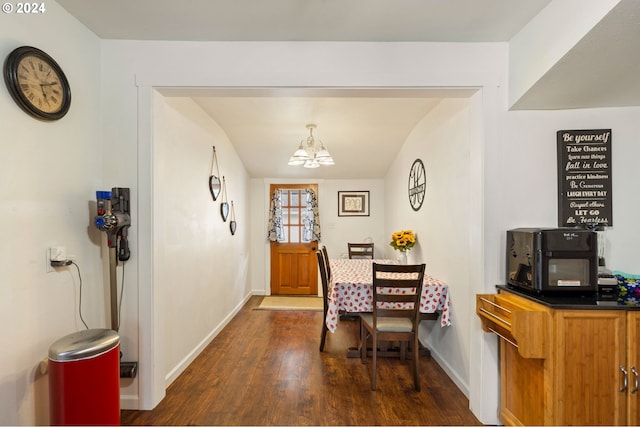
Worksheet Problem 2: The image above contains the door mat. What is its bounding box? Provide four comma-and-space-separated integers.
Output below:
255, 296, 323, 311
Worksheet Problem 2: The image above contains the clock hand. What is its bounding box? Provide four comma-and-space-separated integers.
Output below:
39, 84, 52, 106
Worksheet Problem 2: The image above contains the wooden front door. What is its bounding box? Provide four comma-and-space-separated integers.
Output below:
270, 242, 318, 295
269, 184, 319, 296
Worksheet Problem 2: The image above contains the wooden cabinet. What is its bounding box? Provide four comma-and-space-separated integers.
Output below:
476, 292, 552, 425
554, 310, 626, 425
627, 312, 640, 426
477, 290, 640, 426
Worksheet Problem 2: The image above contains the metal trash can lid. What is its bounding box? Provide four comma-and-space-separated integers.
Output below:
49, 329, 120, 362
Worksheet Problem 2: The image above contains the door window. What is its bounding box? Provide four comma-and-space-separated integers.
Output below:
279, 189, 309, 243
268, 184, 321, 243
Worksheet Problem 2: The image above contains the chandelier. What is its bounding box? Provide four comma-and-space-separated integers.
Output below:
288, 124, 334, 168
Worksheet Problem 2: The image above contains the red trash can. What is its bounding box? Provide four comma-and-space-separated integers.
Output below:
48, 329, 120, 425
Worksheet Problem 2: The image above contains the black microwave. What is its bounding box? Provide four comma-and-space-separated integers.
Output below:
506, 228, 598, 294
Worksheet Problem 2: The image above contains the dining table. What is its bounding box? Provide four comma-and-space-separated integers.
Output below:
326, 258, 452, 334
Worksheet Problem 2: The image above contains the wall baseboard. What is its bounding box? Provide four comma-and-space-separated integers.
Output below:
120, 395, 139, 410
428, 343, 470, 398
163, 292, 256, 387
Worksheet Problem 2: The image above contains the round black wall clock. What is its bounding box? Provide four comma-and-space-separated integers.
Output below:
408, 158, 426, 211
3, 46, 71, 121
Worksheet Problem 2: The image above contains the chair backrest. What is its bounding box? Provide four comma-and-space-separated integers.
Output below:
316, 251, 330, 309
321, 245, 331, 280
348, 242, 374, 259
371, 262, 425, 324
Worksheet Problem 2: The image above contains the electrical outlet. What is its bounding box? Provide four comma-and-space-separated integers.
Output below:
46, 247, 67, 273
50, 246, 66, 261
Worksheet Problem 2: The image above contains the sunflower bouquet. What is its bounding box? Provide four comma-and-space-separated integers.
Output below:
389, 229, 416, 252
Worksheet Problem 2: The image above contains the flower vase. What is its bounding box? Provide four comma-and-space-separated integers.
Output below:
399, 251, 407, 265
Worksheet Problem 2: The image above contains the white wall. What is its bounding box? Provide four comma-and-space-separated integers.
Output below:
153, 96, 251, 386
0, 3, 103, 425
384, 98, 474, 395
319, 180, 386, 260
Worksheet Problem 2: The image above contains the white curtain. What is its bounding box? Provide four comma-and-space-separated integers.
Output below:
302, 188, 321, 242
267, 188, 284, 242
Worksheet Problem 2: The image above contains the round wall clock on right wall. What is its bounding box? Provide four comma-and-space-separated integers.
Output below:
408, 158, 426, 211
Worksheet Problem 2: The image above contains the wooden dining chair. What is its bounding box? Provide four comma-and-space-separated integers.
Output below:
360, 262, 426, 391
321, 245, 331, 280
348, 242, 374, 259
316, 250, 331, 352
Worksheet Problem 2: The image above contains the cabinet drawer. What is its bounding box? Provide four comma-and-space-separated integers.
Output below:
477, 294, 515, 329
476, 293, 550, 359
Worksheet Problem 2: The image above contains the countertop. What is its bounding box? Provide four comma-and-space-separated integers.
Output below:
496, 284, 640, 310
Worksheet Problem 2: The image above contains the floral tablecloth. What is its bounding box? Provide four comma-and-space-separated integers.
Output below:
326, 258, 451, 333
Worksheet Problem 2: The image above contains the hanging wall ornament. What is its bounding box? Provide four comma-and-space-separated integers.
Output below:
208, 146, 221, 201
229, 201, 237, 235
408, 158, 426, 211
220, 176, 229, 221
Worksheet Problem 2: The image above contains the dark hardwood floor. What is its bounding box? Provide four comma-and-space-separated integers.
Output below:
121, 296, 482, 426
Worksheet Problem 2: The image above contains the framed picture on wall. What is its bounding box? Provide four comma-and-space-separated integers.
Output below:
338, 191, 370, 217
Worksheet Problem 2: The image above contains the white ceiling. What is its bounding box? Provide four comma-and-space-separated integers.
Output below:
57, 0, 552, 42
56, 0, 640, 179
174, 88, 475, 179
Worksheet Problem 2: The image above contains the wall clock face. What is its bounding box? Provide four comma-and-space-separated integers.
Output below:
3, 46, 71, 121
408, 158, 426, 211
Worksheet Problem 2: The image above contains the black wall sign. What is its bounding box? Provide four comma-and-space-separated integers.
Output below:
557, 129, 612, 227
